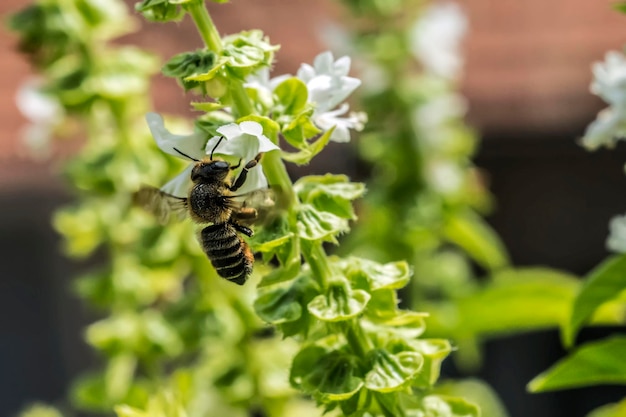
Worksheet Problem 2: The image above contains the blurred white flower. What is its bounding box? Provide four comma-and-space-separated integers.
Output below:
297, 51, 365, 142
591, 51, 626, 107
409, 2, 468, 80
146, 113, 278, 197
426, 160, 463, 195
15, 79, 64, 158
414, 92, 467, 132
581, 51, 626, 150
607, 214, 626, 253
581, 108, 626, 150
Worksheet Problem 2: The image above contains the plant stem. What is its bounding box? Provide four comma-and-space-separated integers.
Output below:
185, 1, 222, 53
345, 321, 371, 358
302, 242, 331, 289
230, 82, 255, 118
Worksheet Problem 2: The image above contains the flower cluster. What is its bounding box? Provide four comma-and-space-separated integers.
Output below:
581, 51, 626, 150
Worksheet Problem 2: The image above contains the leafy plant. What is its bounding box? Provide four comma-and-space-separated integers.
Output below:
10, 0, 482, 416
528, 6, 626, 417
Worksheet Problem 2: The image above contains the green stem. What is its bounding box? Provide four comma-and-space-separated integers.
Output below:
302, 242, 331, 289
185, 1, 222, 53
230, 82, 255, 118
345, 321, 371, 358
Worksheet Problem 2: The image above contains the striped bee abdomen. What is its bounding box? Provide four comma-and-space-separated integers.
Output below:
200, 223, 253, 285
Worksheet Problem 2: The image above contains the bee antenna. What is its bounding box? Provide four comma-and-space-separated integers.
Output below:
210, 136, 225, 160
173, 147, 200, 162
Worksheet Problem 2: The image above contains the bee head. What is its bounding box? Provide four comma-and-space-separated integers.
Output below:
191, 159, 230, 183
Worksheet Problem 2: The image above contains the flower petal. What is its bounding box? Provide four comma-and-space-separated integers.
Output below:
216, 123, 242, 140
146, 113, 206, 160
239, 120, 264, 136
161, 164, 193, 197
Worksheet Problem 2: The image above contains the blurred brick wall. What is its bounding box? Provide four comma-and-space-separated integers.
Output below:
463, 0, 626, 137
2, 0, 626, 186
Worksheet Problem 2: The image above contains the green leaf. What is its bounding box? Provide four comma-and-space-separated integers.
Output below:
274, 77, 308, 115
415, 395, 480, 417
220, 30, 279, 79
135, 0, 185, 22
254, 272, 319, 325
237, 114, 280, 141
587, 398, 626, 417
529, 336, 626, 392
340, 257, 411, 291
364, 349, 424, 392
282, 110, 321, 149
291, 346, 363, 402
565, 255, 626, 347
162, 50, 215, 79
191, 101, 225, 112
281, 127, 334, 165
443, 210, 510, 271
295, 174, 366, 218
105, 354, 137, 402
410, 339, 452, 387
434, 379, 510, 417
296, 204, 349, 242
308, 280, 371, 322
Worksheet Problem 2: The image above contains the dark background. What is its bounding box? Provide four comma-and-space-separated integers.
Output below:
2, 0, 626, 416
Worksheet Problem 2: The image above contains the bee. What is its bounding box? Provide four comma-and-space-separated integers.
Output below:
135, 137, 273, 285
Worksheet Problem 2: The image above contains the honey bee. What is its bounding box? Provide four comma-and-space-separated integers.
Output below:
135, 138, 273, 285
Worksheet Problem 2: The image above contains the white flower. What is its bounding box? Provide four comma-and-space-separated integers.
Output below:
426, 160, 463, 195
409, 2, 468, 80
15, 79, 64, 158
297, 51, 365, 142
146, 113, 279, 197
607, 214, 626, 253
591, 51, 626, 107
581, 51, 626, 150
244, 67, 290, 108
581, 108, 626, 150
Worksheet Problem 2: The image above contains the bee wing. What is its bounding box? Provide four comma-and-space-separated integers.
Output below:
134, 186, 188, 224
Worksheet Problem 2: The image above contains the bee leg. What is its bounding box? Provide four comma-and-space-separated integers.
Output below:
231, 221, 254, 237
232, 207, 258, 224
229, 153, 262, 192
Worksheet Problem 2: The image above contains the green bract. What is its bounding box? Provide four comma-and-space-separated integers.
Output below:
308, 280, 371, 322
291, 346, 364, 402
135, 0, 185, 22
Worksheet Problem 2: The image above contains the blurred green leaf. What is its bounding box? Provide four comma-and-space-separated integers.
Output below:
427, 268, 579, 340
442, 210, 509, 271
529, 336, 626, 392
434, 378, 510, 417
564, 255, 626, 347
613, 2, 626, 14
587, 398, 626, 417
415, 395, 481, 417
19, 404, 64, 417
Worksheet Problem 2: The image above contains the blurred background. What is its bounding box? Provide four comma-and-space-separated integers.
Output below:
2, 0, 626, 416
